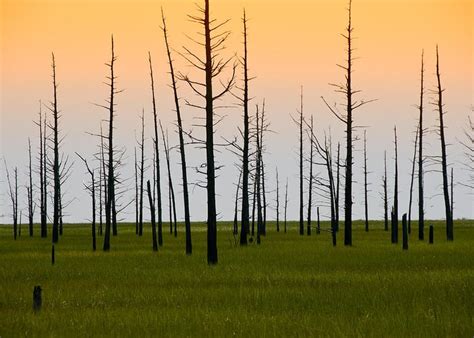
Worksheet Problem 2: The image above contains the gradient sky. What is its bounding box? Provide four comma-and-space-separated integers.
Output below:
1, 0, 473, 224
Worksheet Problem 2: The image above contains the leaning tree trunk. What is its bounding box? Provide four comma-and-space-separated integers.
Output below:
435, 46, 453, 241
161, 12, 192, 254
148, 54, 164, 247
147, 180, 158, 251
408, 124, 419, 234
307, 115, 314, 236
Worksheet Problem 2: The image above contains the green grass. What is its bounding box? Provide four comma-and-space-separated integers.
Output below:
1, 220, 473, 337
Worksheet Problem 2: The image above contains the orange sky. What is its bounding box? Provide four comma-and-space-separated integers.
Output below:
1, 0, 473, 221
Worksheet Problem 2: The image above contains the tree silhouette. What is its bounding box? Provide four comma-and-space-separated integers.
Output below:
408, 123, 419, 234
417, 50, 425, 240
363, 130, 369, 232
393, 126, 399, 233
160, 123, 177, 238
35, 102, 48, 238
146, 180, 158, 251
322, 0, 373, 246
284, 178, 289, 234
137, 111, 145, 237
27, 138, 35, 237
233, 169, 242, 236
76, 153, 96, 251
49, 53, 62, 243
434, 45, 453, 241
307, 115, 314, 236
382, 151, 389, 231
161, 10, 192, 254
179, 0, 236, 264
275, 168, 280, 232
4, 161, 18, 240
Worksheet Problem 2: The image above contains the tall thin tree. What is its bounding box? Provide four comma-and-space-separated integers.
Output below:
393, 126, 399, 231
363, 130, 369, 232
417, 50, 425, 240
408, 124, 419, 234
179, 0, 236, 264
434, 45, 453, 241
27, 138, 34, 237
161, 10, 192, 254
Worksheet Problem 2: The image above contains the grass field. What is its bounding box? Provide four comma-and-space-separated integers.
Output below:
0, 220, 473, 337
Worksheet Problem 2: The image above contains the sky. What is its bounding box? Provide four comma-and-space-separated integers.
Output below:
1, 0, 473, 224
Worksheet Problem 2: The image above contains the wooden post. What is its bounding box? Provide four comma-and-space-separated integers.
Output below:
402, 213, 408, 250
429, 225, 434, 244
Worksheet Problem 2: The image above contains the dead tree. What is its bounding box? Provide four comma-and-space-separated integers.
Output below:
238, 9, 251, 245
284, 178, 289, 233
27, 138, 35, 236
179, 0, 236, 264
76, 153, 96, 251
408, 124, 419, 234
161, 11, 192, 254
450, 168, 454, 220
382, 151, 389, 231
459, 113, 473, 190
335, 142, 340, 232
160, 122, 177, 238
259, 100, 269, 235
322, 0, 373, 246
255, 105, 263, 244
49, 53, 62, 243
434, 45, 453, 241
275, 168, 280, 232
148, 52, 164, 247
137, 112, 145, 236
233, 169, 242, 235
5, 161, 18, 240
102, 36, 119, 251
134, 147, 139, 235
417, 50, 425, 240
36, 103, 48, 238
307, 126, 337, 236
393, 126, 399, 232
363, 130, 369, 232
290, 87, 305, 235
98, 124, 106, 236
307, 115, 314, 236
146, 180, 158, 251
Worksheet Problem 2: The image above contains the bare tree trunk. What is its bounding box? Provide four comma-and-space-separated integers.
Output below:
5, 163, 18, 240
51, 53, 61, 244
408, 124, 419, 235
138, 112, 145, 236
37, 104, 47, 238
276, 168, 280, 232
161, 12, 192, 254
181, 0, 235, 264
160, 123, 177, 238
76, 154, 96, 251
435, 46, 453, 241
147, 180, 158, 251
450, 168, 454, 222
260, 101, 267, 236
148, 53, 163, 247
233, 170, 242, 235
383, 151, 389, 231
363, 130, 369, 232
104, 36, 117, 251
284, 178, 289, 234
255, 105, 263, 244
298, 87, 304, 236
393, 126, 399, 233
27, 138, 34, 237
335, 142, 340, 232
134, 147, 139, 235
307, 115, 314, 236
239, 10, 250, 245
418, 50, 425, 241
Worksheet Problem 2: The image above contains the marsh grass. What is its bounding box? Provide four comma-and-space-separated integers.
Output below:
0, 220, 473, 337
